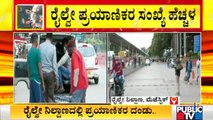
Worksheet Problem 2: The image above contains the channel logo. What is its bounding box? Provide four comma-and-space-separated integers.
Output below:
170, 96, 179, 105
176, 104, 203, 120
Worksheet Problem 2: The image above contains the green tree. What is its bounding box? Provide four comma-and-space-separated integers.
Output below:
141, 47, 147, 53
150, 33, 172, 57
186, 33, 200, 52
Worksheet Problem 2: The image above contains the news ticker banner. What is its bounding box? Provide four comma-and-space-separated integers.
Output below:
111, 96, 179, 105
1, 104, 213, 120
45, 5, 200, 29
1, 0, 213, 31
9, 105, 171, 119
14, 4, 201, 31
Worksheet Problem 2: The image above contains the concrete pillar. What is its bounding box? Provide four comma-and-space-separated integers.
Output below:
108, 37, 110, 52
128, 44, 130, 57
132, 47, 134, 56
174, 33, 177, 55
171, 34, 174, 57
180, 33, 182, 57
120, 41, 123, 51
176, 33, 179, 55
184, 33, 187, 56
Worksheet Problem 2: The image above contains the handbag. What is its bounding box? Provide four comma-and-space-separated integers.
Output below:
176, 63, 183, 70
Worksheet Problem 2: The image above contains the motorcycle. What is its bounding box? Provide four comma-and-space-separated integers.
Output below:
109, 76, 124, 100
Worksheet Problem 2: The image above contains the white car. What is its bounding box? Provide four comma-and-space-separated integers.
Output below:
78, 43, 99, 84
145, 59, 151, 66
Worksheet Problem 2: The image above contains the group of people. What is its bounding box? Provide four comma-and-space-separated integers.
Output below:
27, 33, 88, 103
166, 58, 172, 68
18, 5, 43, 29
125, 56, 142, 68
174, 54, 200, 96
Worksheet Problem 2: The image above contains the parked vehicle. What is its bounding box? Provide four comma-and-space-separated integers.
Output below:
14, 58, 29, 89
145, 58, 151, 66
78, 43, 99, 84
109, 76, 124, 99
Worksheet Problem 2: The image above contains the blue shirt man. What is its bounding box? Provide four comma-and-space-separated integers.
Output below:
186, 57, 193, 82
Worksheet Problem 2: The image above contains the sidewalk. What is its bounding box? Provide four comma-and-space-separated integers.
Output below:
178, 58, 200, 102
123, 64, 143, 77
156, 67, 201, 103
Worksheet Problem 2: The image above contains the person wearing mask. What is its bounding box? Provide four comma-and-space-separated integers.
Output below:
110, 57, 125, 94
27, 33, 45, 102
39, 33, 59, 103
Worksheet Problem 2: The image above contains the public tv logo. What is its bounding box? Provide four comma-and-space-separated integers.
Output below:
170, 97, 179, 105
176, 105, 203, 120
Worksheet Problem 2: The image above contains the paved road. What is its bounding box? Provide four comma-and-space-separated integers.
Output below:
124, 62, 200, 103
14, 65, 107, 103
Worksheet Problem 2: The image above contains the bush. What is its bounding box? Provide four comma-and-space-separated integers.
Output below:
187, 52, 200, 60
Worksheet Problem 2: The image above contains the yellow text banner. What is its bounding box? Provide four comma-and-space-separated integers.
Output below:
46, 5, 200, 29
203, 0, 213, 30
0, 0, 13, 31
11, 105, 171, 119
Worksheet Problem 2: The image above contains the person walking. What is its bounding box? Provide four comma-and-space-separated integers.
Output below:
185, 56, 193, 84
133, 56, 137, 68
27, 33, 45, 103
39, 33, 59, 103
167, 58, 170, 68
66, 38, 88, 103
196, 57, 200, 85
174, 54, 183, 96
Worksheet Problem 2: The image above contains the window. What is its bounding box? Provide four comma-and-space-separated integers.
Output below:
78, 46, 95, 57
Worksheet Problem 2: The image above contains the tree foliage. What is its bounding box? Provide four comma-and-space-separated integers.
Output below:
150, 33, 172, 57
186, 33, 200, 52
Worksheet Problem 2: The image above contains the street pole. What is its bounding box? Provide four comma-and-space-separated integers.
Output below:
128, 44, 130, 57
174, 33, 177, 56
120, 41, 123, 51
176, 33, 179, 55
184, 33, 187, 57
180, 33, 182, 58
171, 34, 174, 57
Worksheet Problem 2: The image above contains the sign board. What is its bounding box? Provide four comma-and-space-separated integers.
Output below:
194, 35, 200, 53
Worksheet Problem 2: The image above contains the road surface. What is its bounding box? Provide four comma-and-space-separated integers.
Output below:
124, 62, 200, 103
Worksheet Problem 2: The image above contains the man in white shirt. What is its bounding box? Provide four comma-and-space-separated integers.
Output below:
57, 37, 74, 93
39, 33, 59, 102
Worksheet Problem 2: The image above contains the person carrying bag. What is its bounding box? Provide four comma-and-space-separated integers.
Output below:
174, 54, 182, 96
